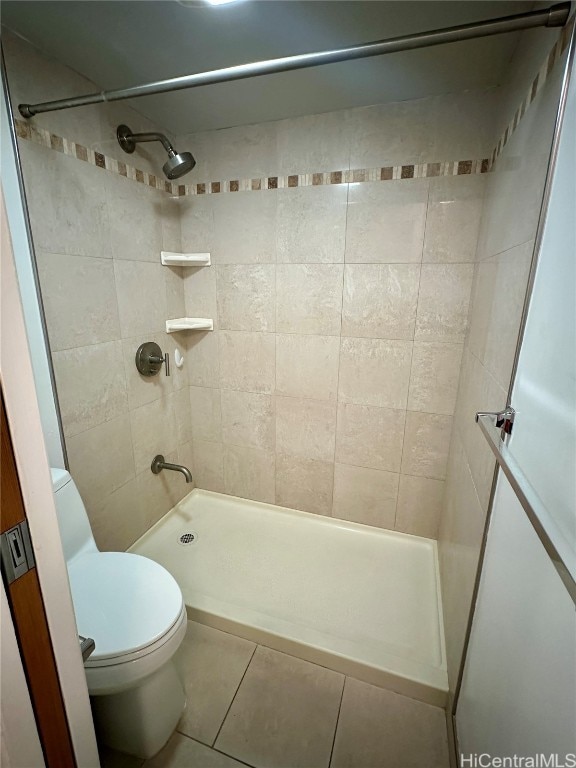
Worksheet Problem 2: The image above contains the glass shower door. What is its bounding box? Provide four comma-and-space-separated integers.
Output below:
454, 41, 576, 765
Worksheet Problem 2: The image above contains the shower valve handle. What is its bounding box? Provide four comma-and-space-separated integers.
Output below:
135, 342, 170, 377
149, 353, 170, 377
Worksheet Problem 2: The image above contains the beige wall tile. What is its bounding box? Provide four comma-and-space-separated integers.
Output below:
183, 265, 217, 327
408, 342, 464, 416
191, 121, 278, 181
177, 442, 195, 485
114, 260, 167, 338
192, 440, 224, 492
395, 475, 444, 539
53, 341, 127, 437
276, 264, 343, 335
19, 142, 111, 259
212, 192, 277, 264
276, 334, 339, 402
431, 90, 496, 160
468, 241, 533, 390
129, 395, 178, 475
275, 396, 336, 462
332, 464, 398, 529
67, 414, 135, 513
341, 263, 420, 340
216, 265, 275, 331
453, 349, 505, 511
335, 402, 405, 473
4, 29, 105, 148
401, 412, 452, 480
345, 180, 428, 264
90, 477, 144, 553
136, 449, 186, 530
415, 263, 474, 344
221, 390, 274, 450
179, 196, 214, 254
423, 175, 485, 263
165, 265, 186, 321
122, 333, 172, 411
275, 454, 334, 516
161, 197, 182, 253
37, 251, 120, 351
186, 331, 220, 388
276, 111, 351, 175
105, 173, 162, 262
223, 444, 275, 503
348, 101, 434, 169
219, 331, 275, 394
171, 387, 193, 446
338, 337, 412, 409
438, 434, 487, 688
190, 386, 222, 443
276, 185, 347, 263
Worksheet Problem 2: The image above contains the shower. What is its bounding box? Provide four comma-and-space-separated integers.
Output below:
116, 123, 195, 179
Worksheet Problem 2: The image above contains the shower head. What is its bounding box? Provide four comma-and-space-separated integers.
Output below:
117, 124, 196, 180
163, 151, 196, 180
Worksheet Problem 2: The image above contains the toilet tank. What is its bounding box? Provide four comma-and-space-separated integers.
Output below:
51, 468, 98, 562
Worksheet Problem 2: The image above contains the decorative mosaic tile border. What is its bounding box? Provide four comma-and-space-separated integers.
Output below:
14, 117, 490, 196
14, 14, 573, 196
491, 13, 574, 165
14, 119, 178, 195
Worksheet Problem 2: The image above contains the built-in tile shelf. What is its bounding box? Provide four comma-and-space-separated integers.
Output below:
165, 318, 214, 333
161, 251, 211, 267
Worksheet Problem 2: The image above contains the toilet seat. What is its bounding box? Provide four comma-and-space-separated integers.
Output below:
68, 551, 184, 664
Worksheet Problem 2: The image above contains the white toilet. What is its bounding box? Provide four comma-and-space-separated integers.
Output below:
51, 468, 188, 759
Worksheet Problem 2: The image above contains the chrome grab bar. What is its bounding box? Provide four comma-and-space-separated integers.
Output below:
476, 411, 576, 605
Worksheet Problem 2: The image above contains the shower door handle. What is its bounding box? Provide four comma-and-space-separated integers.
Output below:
475, 406, 515, 435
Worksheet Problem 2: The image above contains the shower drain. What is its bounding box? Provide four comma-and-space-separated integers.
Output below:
178, 532, 197, 546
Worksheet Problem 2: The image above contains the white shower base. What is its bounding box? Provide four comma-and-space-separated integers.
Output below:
130, 489, 448, 706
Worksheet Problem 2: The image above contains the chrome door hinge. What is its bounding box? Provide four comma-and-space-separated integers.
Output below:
476, 406, 516, 436
0, 520, 35, 585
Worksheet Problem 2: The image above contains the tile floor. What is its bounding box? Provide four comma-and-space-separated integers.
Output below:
99, 621, 449, 768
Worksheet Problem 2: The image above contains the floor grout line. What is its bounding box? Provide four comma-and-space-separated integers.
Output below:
328, 676, 347, 768
210, 643, 258, 749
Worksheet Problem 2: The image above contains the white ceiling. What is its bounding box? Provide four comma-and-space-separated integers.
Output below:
1, 0, 532, 134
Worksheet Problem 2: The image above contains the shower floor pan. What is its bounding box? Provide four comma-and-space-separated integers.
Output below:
130, 489, 448, 706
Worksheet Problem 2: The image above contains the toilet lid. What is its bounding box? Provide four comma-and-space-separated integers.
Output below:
67, 552, 184, 661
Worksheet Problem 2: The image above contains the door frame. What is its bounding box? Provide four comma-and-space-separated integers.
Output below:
1, 192, 100, 767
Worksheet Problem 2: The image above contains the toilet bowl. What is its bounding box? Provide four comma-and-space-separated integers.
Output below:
51, 468, 187, 759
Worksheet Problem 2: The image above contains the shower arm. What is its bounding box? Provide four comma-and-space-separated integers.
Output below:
117, 126, 176, 155
18, 3, 571, 119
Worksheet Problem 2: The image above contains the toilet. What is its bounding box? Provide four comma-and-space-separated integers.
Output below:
51, 468, 187, 759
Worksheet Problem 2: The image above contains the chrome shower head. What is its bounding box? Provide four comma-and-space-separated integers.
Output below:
117, 124, 196, 180
163, 151, 196, 180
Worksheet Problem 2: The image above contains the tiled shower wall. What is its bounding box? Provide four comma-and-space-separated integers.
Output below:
5, 25, 501, 548
3, 30, 194, 550
8, 19, 568, 557
177, 93, 496, 536
438, 21, 572, 698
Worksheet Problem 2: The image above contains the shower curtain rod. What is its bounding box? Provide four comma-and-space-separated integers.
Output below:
19, 2, 571, 119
